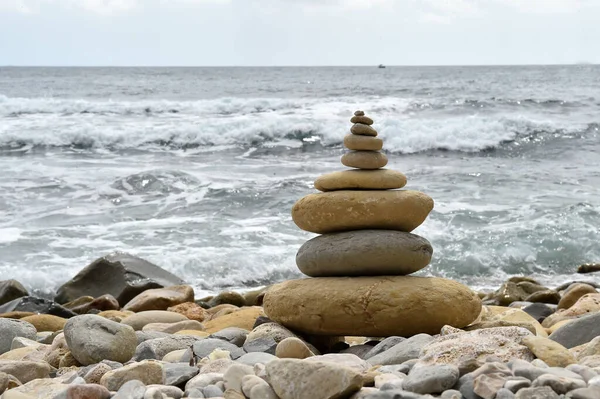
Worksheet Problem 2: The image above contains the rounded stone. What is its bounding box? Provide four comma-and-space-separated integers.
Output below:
314, 169, 406, 192
341, 151, 388, 169
351, 124, 377, 136
354, 110, 365, 116
350, 116, 374, 125
296, 230, 432, 277
291, 190, 434, 234
344, 134, 383, 151
263, 276, 482, 337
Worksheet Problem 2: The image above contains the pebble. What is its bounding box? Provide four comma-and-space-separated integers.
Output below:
402, 364, 460, 394
0, 359, 52, 383
549, 312, 600, 348
522, 303, 555, 323
210, 327, 249, 347
515, 386, 560, 398
350, 123, 378, 136
185, 372, 224, 391
341, 150, 388, 169
532, 373, 586, 394
203, 384, 224, 397
343, 134, 383, 151
368, 334, 433, 366
100, 360, 165, 391
350, 115, 374, 125
558, 283, 598, 310
142, 320, 204, 334
473, 373, 507, 399
223, 363, 253, 392
0, 319, 37, 355
121, 310, 189, 331
134, 335, 200, 361
64, 314, 137, 365
275, 337, 315, 359
164, 363, 199, 386
522, 335, 576, 367
236, 352, 277, 366
265, 359, 363, 399
113, 379, 146, 399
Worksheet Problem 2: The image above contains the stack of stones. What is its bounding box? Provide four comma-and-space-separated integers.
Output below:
264, 110, 482, 338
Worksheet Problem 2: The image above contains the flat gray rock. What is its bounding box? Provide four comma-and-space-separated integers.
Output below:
403, 364, 459, 394
549, 312, 600, 348
164, 363, 199, 386
365, 337, 406, 360
566, 386, 600, 399
0, 318, 36, 354
113, 379, 146, 399
515, 386, 559, 399
210, 327, 249, 347
367, 334, 433, 366
296, 230, 432, 277
236, 352, 277, 366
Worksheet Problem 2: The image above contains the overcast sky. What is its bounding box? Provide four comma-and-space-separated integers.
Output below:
0, 0, 598, 66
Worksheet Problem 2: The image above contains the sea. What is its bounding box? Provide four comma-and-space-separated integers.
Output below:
1, 65, 599, 297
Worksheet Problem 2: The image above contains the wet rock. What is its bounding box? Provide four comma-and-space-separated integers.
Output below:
0, 280, 28, 306
522, 303, 555, 323
208, 292, 246, 308
55, 252, 185, 306
0, 296, 76, 318
558, 284, 598, 310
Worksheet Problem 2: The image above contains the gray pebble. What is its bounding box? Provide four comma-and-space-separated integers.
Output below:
514, 386, 559, 399
164, 362, 199, 386
236, 352, 277, 366
380, 380, 405, 390
192, 338, 245, 360
0, 318, 37, 354
147, 384, 183, 399
532, 373, 586, 394
184, 388, 205, 398
566, 385, 600, 399
403, 364, 460, 394
496, 388, 516, 399
243, 336, 277, 354
504, 376, 531, 393
210, 327, 249, 347
133, 335, 199, 361
440, 389, 463, 399
378, 364, 412, 375
364, 337, 407, 359
566, 364, 598, 382
202, 384, 224, 397
114, 379, 146, 399
549, 313, 600, 349
367, 334, 433, 366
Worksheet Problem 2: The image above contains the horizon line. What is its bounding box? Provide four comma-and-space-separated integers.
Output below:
1, 62, 597, 68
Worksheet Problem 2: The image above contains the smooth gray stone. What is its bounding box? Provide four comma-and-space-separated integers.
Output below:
440, 390, 463, 399
242, 336, 277, 354
133, 335, 200, 361
184, 388, 206, 398
209, 327, 248, 347
531, 374, 586, 394
566, 364, 598, 382
202, 384, 224, 398
368, 334, 433, 366
0, 279, 28, 306
144, 387, 164, 399
113, 379, 146, 399
504, 376, 531, 393
0, 318, 37, 354
514, 386, 559, 399
456, 374, 482, 399
365, 337, 407, 360
236, 351, 277, 366
341, 344, 375, 359
522, 303, 555, 323
566, 386, 600, 399
192, 338, 245, 360
164, 362, 199, 386
513, 365, 583, 382
403, 364, 460, 394
549, 312, 600, 348
146, 385, 183, 399
136, 331, 171, 345
496, 388, 516, 399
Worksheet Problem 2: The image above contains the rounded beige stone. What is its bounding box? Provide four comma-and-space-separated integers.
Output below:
350, 116, 374, 125
351, 124, 377, 136
344, 134, 383, 151
314, 169, 406, 192
263, 276, 482, 337
291, 190, 434, 234
354, 110, 365, 116
296, 230, 432, 277
341, 151, 388, 170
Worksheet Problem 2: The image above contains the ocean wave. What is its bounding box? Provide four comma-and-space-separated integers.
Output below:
0, 94, 595, 154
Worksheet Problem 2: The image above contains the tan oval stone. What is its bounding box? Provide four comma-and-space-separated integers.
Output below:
275, 337, 315, 359
203, 306, 265, 334
522, 336, 576, 367
296, 230, 432, 277
558, 283, 597, 310
121, 310, 188, 331
341, 151, 388, 170
350, 116, 374, 125
263, 277, 481, 337
123, 285, 194, 312
142, 320, 204, 334
314, 169, 406, 192
167, 302, 209, 322
474, 306, 548, 337
351, 124, 377, 136
97, 310, 134, 322
21, 315, 66, 333
292, 190, 434, 234
344, 134, 383, 151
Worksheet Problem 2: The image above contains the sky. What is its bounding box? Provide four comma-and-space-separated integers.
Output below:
0, 0, 598, 66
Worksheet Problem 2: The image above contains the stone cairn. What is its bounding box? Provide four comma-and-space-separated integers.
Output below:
263, 110, 482, 338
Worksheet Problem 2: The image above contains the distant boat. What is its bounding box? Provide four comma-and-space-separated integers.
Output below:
378, 64, 386, 69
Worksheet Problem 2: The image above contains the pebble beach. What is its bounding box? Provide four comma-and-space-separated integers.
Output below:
1, 110, 600, 399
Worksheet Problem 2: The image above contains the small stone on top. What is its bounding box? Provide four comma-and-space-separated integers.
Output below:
354, 110, 365, 116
